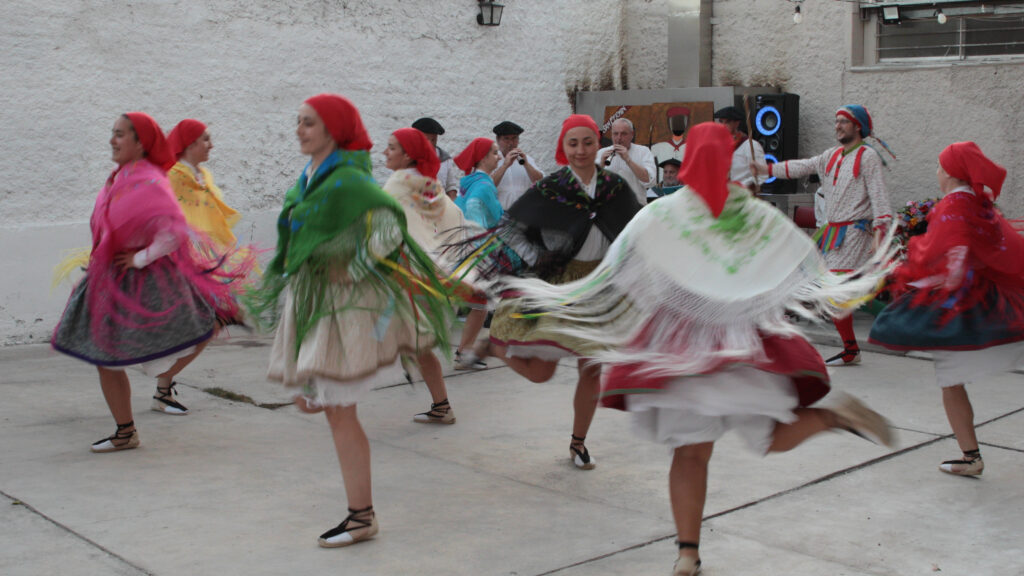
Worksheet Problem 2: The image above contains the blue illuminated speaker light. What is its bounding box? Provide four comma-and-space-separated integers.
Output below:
763, 153, 778, 184
755, 106, 781, 136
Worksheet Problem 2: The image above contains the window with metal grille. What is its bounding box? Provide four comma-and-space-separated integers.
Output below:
869, 1, 1024, 62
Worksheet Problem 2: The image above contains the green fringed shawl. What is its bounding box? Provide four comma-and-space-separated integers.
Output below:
247, 149, 453, 356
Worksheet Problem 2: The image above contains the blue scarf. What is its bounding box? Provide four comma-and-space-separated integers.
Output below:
455, 171, 503, 228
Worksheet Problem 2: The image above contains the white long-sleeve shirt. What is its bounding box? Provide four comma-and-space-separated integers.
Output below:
493, 153, 540, 210
131, 229, 180, 268
597, 143, 656, 205
731, 138, 765, 188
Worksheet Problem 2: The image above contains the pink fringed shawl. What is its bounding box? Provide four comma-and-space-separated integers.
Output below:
85, 159, 239, 352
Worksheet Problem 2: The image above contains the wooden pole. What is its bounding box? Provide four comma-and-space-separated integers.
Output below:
648, 120, 657, 186
743, 94, 760, 195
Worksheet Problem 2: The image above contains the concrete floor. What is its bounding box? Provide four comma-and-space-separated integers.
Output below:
1, 314, 1022, 576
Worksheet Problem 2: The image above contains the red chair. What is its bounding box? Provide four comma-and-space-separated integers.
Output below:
793, 205, 817, 230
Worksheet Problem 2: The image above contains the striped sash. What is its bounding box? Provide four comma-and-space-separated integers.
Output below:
813, 219, 871, 253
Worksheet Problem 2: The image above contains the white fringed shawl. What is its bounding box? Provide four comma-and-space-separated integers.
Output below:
383, 168, 489, 288
383, 168, 467, 256
503, 184, 894, 377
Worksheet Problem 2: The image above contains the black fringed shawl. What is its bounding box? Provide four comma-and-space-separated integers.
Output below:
449, 166, 641, 282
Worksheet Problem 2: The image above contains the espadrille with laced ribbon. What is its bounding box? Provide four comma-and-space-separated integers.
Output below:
672, 541, 702, 576
413, 399, 456, 424
318, 506, 378, 548
940, 449, 984, 476
151, 381, 189, 415
570, 434, 596, 470
91, 421, 140, 453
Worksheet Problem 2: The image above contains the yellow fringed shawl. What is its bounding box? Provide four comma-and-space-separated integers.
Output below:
169, 162, 240, 248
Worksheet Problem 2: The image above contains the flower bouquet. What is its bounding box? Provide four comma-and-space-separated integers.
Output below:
893, 197, 940, 256
867, 197, 940, 310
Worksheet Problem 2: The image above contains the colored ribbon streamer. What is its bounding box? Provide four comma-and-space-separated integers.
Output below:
364, 212, 445, 300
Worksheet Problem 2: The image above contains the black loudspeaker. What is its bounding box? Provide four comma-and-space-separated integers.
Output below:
742, 93, 799, 194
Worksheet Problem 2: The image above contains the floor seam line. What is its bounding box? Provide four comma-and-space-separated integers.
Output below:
0, 489, 154, 575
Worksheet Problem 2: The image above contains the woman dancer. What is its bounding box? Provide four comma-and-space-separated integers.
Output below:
454, 137, 502, 228
52, 112, 242, 451
461, 114, 642, 470
870, 142, 1024, 477
251, 94, 452, 547
381, 126, 468, 423
166, 119, 241, 250
139, 119, 245, 415
450, 137, 502, 370
505, 123, 895, 575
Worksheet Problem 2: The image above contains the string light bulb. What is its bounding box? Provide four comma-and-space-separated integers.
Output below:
793, 5, 803, 24
936, 9, 947, 24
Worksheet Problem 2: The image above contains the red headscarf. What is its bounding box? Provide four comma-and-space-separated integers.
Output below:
678, 122, 733, 218
392, 127, 440, 179
555, 114, 600, 166
125, 112, 175, 172
939, 141, 1007, 200
454, 137, 494, 173
167, 119, 207, 159
304, 93, 373, 151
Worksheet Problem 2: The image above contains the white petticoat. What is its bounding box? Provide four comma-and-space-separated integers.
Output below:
625, 366, 799, 454
932, 340, 1024, 387
298, 366, 392, 408
102, 345, 198, 377
139, 345, 198, 377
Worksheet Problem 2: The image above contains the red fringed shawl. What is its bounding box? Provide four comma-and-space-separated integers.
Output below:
892, 190, 1024, 322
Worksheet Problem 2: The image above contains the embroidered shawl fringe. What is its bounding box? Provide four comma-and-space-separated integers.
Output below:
52, 247, 92, 289
246, 216, 453, 358
504, 223, 897, 378
439, 217, 537, 289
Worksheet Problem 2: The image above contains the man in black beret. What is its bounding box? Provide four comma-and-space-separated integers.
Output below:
413, 117, 460, 199
659, 158, 681, 188
713, 106, 765, 191
490, 120, 544, 209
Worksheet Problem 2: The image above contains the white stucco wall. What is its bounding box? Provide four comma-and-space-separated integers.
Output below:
712, 0, 1024, 213
0, 0, 667, 344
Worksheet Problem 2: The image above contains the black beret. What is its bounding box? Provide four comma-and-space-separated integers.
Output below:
492, 121, 525, 136
412, 117, 445, 135
713, 106, 745, 122
658, 158, 681, 168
